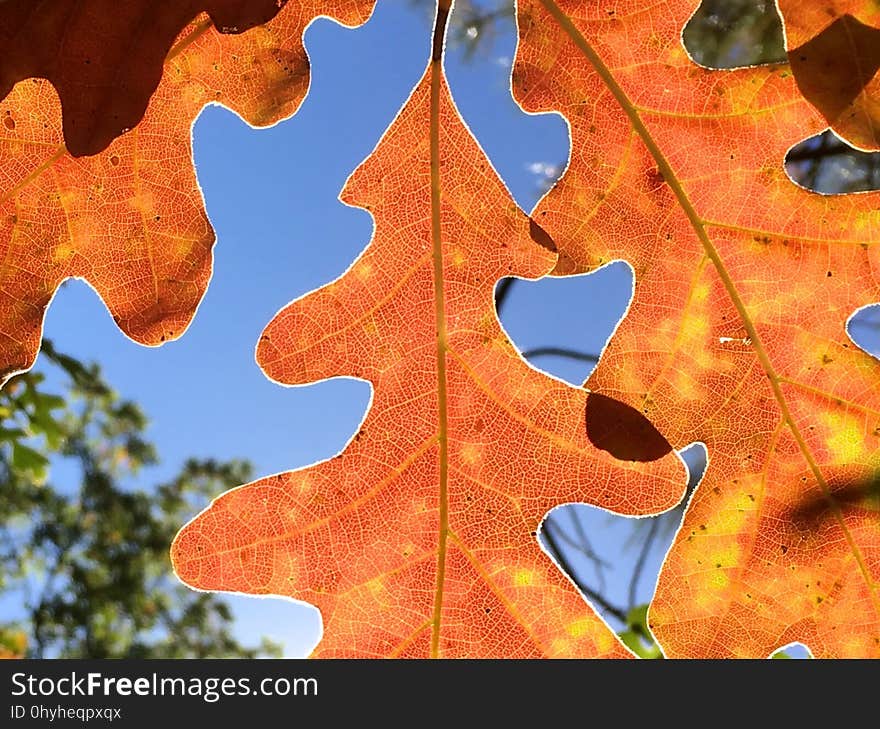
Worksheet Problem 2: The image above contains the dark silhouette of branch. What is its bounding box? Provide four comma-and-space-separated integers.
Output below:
627, 518, 659, 611
786, 137, 856, 163
494, 277, 515, 314
786, 130, 880, 193
545, 512, 612, 582
521, 346, 599, 364
542, 519, 627, 623
568, 506, 608, 593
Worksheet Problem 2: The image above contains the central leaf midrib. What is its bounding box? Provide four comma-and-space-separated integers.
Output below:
538, 0, 879, 618
428, 0, 452, 660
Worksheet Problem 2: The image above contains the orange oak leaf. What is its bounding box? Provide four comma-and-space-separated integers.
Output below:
0, 0, 291, 157
171, 6, 687, 658
513, 0, 880, 657
778, 0, 880, 45
0, 0, 375, 384
777, 2, 880, 150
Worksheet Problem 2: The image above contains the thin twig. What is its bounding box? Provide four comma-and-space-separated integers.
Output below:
521, 346, 598, 364
494, 277, 515, 314
568, 508, 608, 594
542, 519, 628, 623
627, 518, 660, 611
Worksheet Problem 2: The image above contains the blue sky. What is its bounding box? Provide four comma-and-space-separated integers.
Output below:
17, 0, 849, 657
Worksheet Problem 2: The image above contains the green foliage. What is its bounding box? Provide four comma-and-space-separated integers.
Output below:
617, 605, 662, 660
0, 341, 279, 658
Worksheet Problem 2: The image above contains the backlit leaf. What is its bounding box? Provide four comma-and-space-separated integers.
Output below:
172, 7, 687, 658
0, 0, 375, 383
513, 0, 880, 657
778, 1, 880, 150
0, 1, 291, 157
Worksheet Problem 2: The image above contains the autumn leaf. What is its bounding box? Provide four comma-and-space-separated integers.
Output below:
0, 0, 375, 384
171, 5, 687, 658
0, 0, 291, 157
777, 1, 880, 150
513, 0, 880, 657
777, 0, 880, 47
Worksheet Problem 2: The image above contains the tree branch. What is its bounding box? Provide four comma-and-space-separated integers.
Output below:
521, 346, 598, 364
542, 519, 628, 624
